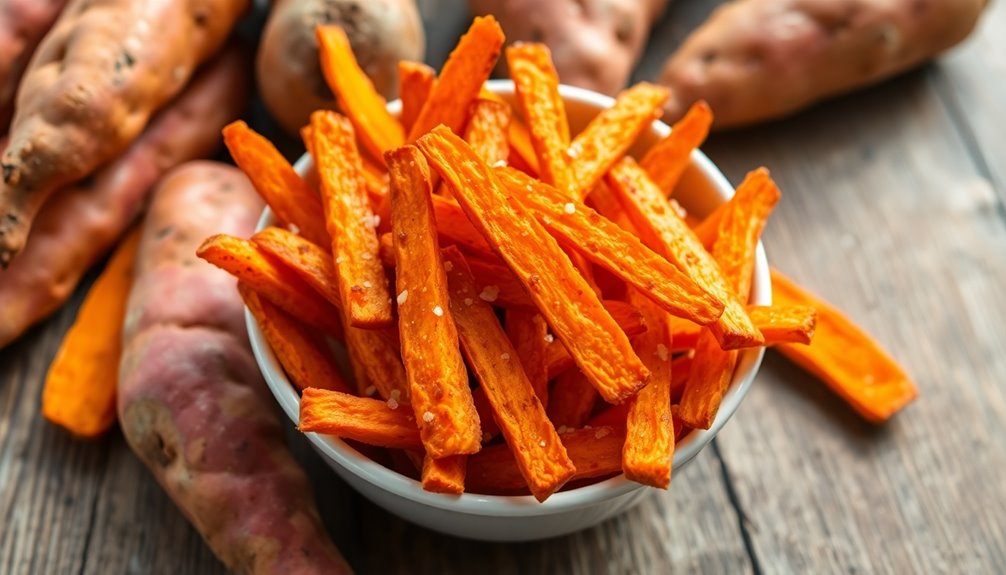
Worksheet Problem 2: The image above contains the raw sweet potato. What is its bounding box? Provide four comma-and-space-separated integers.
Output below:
119, 161, 351, 574
0, 0, 249, 266
0, 46, 249, 348
470, 0, 669, 95
0, 0, 70, 130
659, 0, 989, 128
256, 0, 425, 136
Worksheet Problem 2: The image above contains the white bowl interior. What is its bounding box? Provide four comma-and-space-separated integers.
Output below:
247, 79, 770, 540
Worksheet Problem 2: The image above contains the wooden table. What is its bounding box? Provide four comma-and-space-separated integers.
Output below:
3, 1, 1005, 573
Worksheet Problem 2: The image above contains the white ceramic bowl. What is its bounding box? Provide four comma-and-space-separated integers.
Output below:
248, 80, 770, 542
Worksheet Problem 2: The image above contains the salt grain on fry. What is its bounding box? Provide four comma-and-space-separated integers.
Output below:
397, 290, 409, 304
423, 411, 435, 423
479, 285, 499, 302
433, 305, 444, 316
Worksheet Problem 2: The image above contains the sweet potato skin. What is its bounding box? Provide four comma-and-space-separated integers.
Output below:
0, 0, 70, 130
118, 162, 351, 575
469, 0, 668, 95
0, 0, 249, 265
257, 0, 425, 136
0, 46, 249, 349
660, 0, 988, 128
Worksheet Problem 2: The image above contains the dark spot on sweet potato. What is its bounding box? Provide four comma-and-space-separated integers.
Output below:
529, 26, 544, 42
2, 163, 15, 183
114, 51, 136, 73
702, 51, 718, 64
154, 432, 177, 467
155, 226, 173, 239
4, 213, 17, 224
193, 10, 208, 27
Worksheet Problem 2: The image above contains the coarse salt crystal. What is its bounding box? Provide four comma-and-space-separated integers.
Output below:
492, 159, 507, 168
397, 290, 409, 304
387, 398, 399, 410
335, 256, 345, 264
500, 353, 510, 360
656, 344, 669, 362
544, 334, 554, 343
539, 440, 546, 447
479, 285, 499, 302
364, 385, 377, 396
567, 146, 580, 159
288, 223, 301, 235
443, 261, 453, 272
422, 411, 435, 423
390, 389, 401, 401
361, 252, 373, 261
556, 425, 568, 434
363, 280, 373, 288
595, 428, 611, 439
433, 305, 444, 316
564, 202, 576, 214
464, 298, 474, 306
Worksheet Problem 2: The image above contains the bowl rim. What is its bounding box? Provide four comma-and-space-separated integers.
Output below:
247, 79, 770, 516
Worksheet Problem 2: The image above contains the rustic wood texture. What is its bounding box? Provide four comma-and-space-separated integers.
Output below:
3, 0, 1006, 573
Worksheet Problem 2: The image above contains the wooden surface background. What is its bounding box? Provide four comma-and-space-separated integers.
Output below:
3, 0, 1006, 573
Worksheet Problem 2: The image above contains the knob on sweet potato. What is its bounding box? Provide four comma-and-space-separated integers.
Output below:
257, 0, 425, 136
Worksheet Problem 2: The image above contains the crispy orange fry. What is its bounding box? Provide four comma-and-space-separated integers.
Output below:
417, 126, 649, 404
343, 322, 410, 401
299, 388, 421, 449
669, 315, 702, 352
443, 248, 575, 501
431, 194, 496, 258
640, 101, 713, 195
464, 98, 512, 165
678, 169, 780, 429
422, 455, 467, 494
466, 426, 625, 495
408, 16, 504, 141
222, 121, 328, 246
587, 181, 637, 233
749, 305, 818, 346
398, 60, 436, 134
41, 228, 140, 437
312, 111, 392, 328
545, 300, 648, 378
239, 283, 349, 393
507, 118, 540, 176
547, 369, 597, 429
316, 25, 404, 164
505, 309, 550, 406
506, 43, 574, 195
607, 157, 761, 349
771, 269, 917, 422
499, 168, 724, 326
197, 234, 342, 336
251, 226, 342, 310
590, 354, 694, 428
388, 147, 481, 459
567, 83, 669, 200
622, 293, 674, 488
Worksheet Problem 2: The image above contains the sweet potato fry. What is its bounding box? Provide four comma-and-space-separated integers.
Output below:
508, 119, 540, 176
587, 181, 637, 233
316, 25, 404, 164
749, 305, 818, 346
499, 168, 724, 326
622, 294, 674, 488
547, 369, 598, 429
398, 60, 436, 134
545, 300, 648, 378
343, 322, 410, 401
505, 310, 550, 406
471, 386, 503, 442
299, 388, 422, 449
466, 426, 625, 496
567, 83, 669, 200
606, 157, 761, 349
669, 315, 702, 352
239, 284, 349, 393
417, 126, 649, 404
771, 269, 917, 423
407, 16, 504, 141
41, 228, 140, 438
251, 227, 342, 310
590, 354, 694, 428
312, 111, 393, 328
422, 455, 467, 494
431, 195, 496, 258
222, 121, 328, 246
678, 169, 780, 429
196, 234, 342, 336
506, 43, 574, 195
442, 248, 575, 501
640, 101, 713, 195
388, 147, 481, 459
464, 99, 512, 165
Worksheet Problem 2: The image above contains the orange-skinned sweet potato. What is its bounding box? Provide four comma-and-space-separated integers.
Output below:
118, 161, 351, 575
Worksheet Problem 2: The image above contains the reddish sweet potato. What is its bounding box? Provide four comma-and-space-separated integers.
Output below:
118, 162, 351, 574
0, 0, 70, 130
0, 46, 249, 348
0, 0, 250, 266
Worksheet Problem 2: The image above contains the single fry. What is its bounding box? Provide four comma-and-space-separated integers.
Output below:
464, 98, 512, 165
499, 167, 724, 326
443, 248, 575, 501
388, 147, 481, 459
408, 16, 505, 141
749, 305, 818, 346
771, 269, 917, 422
299, 388, 422, 449
640, 101, 713, 195
398, 60, 436, 133
417, 126, 649, 404
506, 43, 574, 195
41, 228, 140, 437
466, 426, 626, 496
669, 315, 702, 352
607, 157, 761, 350
568, 83, 670, 200
197, 234, 342, 336
678, 169, 780, 429
547, 369, 598, 429
312, 111, 392, 328
422, 455, 467, 494
251, 226, 342, 310
239, 283, 349, 393
505, 310, 550, 406
316, 25, 404, 164
222, 121, 329, 246
622, 293, 674, 488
